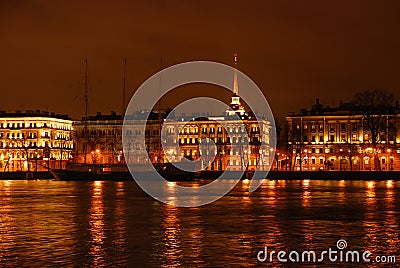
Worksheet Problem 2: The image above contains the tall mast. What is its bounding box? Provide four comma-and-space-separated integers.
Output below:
122, 58, 127, 115
84, 59, 88, 122
84, 59, 88, 164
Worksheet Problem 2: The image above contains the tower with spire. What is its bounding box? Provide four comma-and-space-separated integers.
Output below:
226, 53, 246, 118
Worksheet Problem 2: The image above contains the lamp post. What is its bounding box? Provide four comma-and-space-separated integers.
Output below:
277, 152, 281, 171
304, 149, 308, 171
35, 151, 38, 172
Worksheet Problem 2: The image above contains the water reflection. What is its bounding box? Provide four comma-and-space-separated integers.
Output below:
0, 181, 14, 261
302, 179, 311, 208
241, 179, 251, 205
0, 180, 399, 267
89, 181, 106, 267
384, 180, 398, 254
337, 180, 346, 203
114, 182, 127, 263
363, 181, 379, 251
365, 181, 376, 205
160, 205, 182, 267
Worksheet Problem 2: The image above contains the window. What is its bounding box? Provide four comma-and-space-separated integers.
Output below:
311, 135, 316, 142
311, 148, 316, 154
330, 124, 335, 132
352, 134, 357, 141
319, 135, 323, 143
312, 158, 316, 164
341, 135, 346, 142
303, 135, 308, 142
382, 158, 386, 164
341, 123, 346, 132
319, 158, 324, 164
330, 135, 334, 142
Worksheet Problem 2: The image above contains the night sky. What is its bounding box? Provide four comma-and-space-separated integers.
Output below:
1, 1, 400, 120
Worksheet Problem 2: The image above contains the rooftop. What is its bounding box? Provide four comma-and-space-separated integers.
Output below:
288, 98, 400, 117
0, 110, 71, 120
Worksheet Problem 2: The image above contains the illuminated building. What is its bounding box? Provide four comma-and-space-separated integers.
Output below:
286, 99, 400, 171
73, 54, 272, 171
162, 116, 271, 171
0, 110, 73, 172
162, 54, 272, 171
73, 110, 166, 165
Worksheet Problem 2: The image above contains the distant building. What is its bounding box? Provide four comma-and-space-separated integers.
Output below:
162, 53, 272, 171
0, 110, 73, 171
72, 53, 273, 171
72, 110, 167, 165
162, 115, 271, 171
286, 99, 400, 171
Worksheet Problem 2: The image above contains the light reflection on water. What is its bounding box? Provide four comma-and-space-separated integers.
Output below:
89, 181, 106, 267
0, 179, 399, 267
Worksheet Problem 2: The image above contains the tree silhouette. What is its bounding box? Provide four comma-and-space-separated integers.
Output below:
353, 89, 394, 171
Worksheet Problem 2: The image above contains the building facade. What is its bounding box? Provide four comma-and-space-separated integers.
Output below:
286, 99, 400, 171
0, 110, 73, 172
73, 110, 166, 165
162, 116, 271, 171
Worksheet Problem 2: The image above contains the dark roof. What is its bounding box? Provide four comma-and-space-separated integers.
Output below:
288, 98, 400, 117
82, 109, 174, 121
0, 110, 71, 120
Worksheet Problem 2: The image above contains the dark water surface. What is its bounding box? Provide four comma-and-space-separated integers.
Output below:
0, 179, 399, 267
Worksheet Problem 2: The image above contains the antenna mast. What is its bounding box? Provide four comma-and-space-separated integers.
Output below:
122, 58, 127, 115
84, 59, 89, 121
84, 59, 88, 164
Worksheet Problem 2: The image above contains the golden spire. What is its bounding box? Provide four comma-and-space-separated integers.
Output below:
233, 53, 238, 95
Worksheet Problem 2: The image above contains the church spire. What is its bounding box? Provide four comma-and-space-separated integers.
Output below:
233, 53, 238, 95
226, 52, 247, 118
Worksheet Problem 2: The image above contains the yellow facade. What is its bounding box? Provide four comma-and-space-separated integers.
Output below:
162, 117, 272, 171
286, 107, 400, 171
0, 111, 73, 172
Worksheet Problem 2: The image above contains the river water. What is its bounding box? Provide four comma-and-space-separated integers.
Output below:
0, 179, 398, 267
